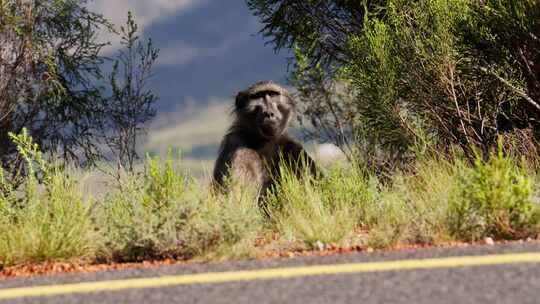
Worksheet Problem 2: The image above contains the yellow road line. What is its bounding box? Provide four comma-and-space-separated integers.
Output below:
1, 252, 540, 300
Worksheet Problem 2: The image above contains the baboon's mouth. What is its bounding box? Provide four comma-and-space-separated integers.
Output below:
260, 124, 278, 138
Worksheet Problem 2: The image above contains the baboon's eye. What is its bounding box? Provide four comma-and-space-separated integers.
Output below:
250, 92, 265, 99
246, 103, 263, 115
250, 90, 279, 99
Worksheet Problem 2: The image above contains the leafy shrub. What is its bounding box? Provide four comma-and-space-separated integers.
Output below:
248, 0, 540, 169
0, 130, 97, 266
266, 161, 377, 249
3, 130, 540, 267
97, 154, 264, 262
448, 148, 540, 240
1, 3, 159, 179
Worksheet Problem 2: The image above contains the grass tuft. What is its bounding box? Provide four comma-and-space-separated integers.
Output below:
448, 149, 540, 241
96, 154, 265, 262
2, 131, 540, 267
265, 160, 376, 249
0, 168, 97, 266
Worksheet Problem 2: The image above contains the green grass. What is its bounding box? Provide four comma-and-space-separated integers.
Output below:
448, 150, 540, 241
95, 155, 265, 262
265, 160, 377, 249
0, 168, 98, 266
1, 132, 540, 268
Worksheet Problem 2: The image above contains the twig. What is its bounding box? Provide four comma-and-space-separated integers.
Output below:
479, 66, 540, 112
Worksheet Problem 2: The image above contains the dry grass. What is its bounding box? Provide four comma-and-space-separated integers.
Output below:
1, 134, 540, 267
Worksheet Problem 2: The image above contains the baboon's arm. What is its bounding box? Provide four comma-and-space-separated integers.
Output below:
279, 138, 320, 178
213, 142, 266, 189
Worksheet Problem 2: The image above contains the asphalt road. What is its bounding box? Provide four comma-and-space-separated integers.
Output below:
2, 242, 540, 303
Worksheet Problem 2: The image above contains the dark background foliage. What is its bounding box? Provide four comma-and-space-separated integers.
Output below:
0, 0, 158, 179
248, 0, 540, 170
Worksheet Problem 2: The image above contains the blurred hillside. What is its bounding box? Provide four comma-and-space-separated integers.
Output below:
145, 103, 230, 158
143, 103, 231, 176
144, 102, 346, 177
88, 0, 295, 175
111, 0, 288, 112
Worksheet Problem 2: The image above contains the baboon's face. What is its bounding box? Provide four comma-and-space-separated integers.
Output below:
236, 83, 294, 140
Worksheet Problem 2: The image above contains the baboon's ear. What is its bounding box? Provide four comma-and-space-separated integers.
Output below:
235, 92, 249, 110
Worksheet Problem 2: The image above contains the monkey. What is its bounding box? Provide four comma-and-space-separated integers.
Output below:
212, 80, 318, 194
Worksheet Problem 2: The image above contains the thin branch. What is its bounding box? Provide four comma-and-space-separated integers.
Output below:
479, 66, 540, 112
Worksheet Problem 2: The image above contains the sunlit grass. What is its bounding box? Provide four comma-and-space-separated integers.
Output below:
2, 134, 540, 267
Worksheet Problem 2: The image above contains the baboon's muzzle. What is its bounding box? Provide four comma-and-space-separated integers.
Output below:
259, 121, 280, 139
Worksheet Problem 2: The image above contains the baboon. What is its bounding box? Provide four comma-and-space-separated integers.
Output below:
213, 81, 318, 193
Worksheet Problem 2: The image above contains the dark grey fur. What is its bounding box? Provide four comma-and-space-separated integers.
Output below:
212, 81, 317, 193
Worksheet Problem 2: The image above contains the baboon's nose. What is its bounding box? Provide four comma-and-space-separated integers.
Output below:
263, 111, 275, 119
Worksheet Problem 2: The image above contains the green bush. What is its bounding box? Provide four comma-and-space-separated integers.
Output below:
1, 3, 159, 177
248, 0, 540, 168
97, 154, 265, 262
0, 131, 97, 266
265, 161, 377, 249
448, 148, 540, 240
2, 130, 540, 267
362, 155, 460, 248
